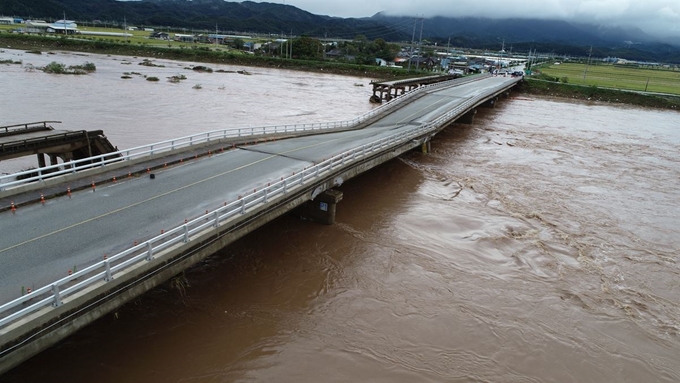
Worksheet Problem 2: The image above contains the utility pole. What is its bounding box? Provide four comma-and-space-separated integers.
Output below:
323, 31, 327, 60
407, 17, 417, 72
289, 29, 293, 59
416, 18, 424, 71
583, 46, 593, 81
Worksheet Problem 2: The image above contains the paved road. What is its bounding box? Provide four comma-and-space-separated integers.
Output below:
0, 76, 518, 304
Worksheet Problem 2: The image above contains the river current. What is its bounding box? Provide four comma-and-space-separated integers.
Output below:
2, 49, 679, 382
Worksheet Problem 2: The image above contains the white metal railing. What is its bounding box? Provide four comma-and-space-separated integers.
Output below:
0, 75, 510, 330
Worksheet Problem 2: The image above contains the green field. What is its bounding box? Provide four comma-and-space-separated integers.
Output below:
0, 24, 252, 54
538, 62, 680, 95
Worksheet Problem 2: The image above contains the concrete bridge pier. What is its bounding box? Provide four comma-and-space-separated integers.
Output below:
483, 97, 499, 108
299, 189, 344, 225
421, 139, 432, 154
502, 91, 511, 98
458, 109, 477, 124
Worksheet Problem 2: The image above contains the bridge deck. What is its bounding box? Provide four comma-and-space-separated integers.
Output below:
371, 74, 461, 103
0, 125, 119, 163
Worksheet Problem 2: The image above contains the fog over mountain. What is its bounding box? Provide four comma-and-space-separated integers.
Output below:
250, 0, 680, 40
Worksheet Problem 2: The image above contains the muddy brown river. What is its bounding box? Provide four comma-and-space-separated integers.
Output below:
1, 49, 679, 382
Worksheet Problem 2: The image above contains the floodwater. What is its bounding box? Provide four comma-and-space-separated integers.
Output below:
3, 50, 680, 382
0, 48, 374, 174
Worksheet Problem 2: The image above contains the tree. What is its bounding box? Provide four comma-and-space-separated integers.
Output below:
292, 36, 323, 60
232, 38, 244, 50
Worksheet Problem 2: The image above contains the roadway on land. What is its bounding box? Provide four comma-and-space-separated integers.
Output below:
0, 76, 518, 304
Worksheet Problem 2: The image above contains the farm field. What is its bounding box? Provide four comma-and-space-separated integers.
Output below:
539, 62, 680, 95
0, 24, 250, 54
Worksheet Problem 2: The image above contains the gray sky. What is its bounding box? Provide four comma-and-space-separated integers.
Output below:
261, 0, 680, 38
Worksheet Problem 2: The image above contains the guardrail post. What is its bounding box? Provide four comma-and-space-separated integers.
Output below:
146, 242, 153, 261
238, 129, 242, 137
240, 198, 246, 214
264, 188, 268, 203
70, 160, 76, 174
105, 260, 113, 281
52, 284, 62, 307
283, 179, 288, 194
213, 211, 219, 227
171, 140, 175, 150
150, 145, 154, 156
183, 225, 190, 243
38, 168, 44, 182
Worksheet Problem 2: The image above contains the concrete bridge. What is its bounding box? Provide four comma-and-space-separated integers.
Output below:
0, 73, 520, 373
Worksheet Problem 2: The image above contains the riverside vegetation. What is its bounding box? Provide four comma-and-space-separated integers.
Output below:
0, 33, 416, 80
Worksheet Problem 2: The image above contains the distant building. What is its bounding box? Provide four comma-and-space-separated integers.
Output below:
150, 31, 169, 40
49, 20, 78, 34
173, 33, 195, 42
25, 20, 51, 33
0, 17, 13, 25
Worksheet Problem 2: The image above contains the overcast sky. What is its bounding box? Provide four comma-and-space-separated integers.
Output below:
259, 0, 680, 38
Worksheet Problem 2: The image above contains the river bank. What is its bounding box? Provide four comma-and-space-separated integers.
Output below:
0, 34, 415, 80
518, 78, 680, 110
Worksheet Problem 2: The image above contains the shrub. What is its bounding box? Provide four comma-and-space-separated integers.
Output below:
42, 61, 67, 74
146, 76, 160, 81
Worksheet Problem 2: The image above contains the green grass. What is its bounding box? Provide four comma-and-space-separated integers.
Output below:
539, 62, 680, 95
0, 24, 256, 54
520, 78, 680, 110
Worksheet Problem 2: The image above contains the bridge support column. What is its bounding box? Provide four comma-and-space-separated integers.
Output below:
299, 189, 343, 225
503, 91, 510, 98
421, 140, 431, 154
49, 154, 59, 166
37, 153, 47, 168
483, 97, 499, 108
458, 109, 477, 124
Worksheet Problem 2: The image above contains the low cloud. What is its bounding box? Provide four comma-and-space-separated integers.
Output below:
272, 0, 680, 38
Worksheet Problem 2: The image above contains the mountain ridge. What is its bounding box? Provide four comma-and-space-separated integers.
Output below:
1, 0, 678, 62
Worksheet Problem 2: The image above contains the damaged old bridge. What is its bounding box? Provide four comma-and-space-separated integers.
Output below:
0, 73, 521, 373
0, 121, 119, 167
